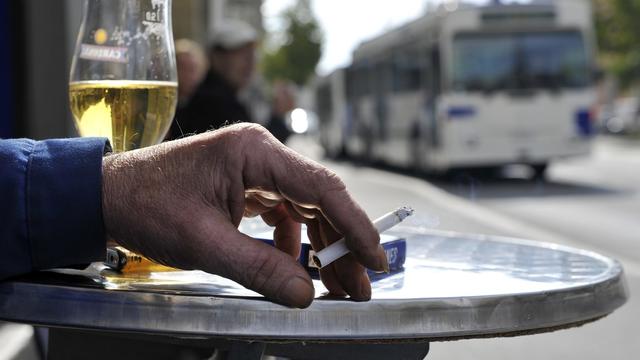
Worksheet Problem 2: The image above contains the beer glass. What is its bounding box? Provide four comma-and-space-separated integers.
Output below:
70, 0, 177, 273
69, 0, 177, 152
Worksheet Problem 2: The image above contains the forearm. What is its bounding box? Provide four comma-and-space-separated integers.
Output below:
0, 137, 110, 279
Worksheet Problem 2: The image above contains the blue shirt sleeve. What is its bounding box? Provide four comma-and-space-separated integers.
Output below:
0, 137, 110, 279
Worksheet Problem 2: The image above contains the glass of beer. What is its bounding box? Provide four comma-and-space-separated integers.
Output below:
70, 0, 177, 274
69, 0, 177, 153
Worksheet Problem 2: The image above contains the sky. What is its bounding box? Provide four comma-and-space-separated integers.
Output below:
261, 0, 489, 75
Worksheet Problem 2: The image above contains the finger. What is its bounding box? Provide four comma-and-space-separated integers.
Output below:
305, 219, 346, 296
244, 195, 271, 218
240, 126, 386, 271
316, 215, 371, 301
244, 191, 284, 217
283, 201, 309, 224
261, 203, 301, 259
291, 203, 316, 219
318, 264, 347, 297
246, 190, 284, 207
274, 221, 301, 260
255, 194, 283, 208
317, 192, 386, 273
197, 213, 314, 308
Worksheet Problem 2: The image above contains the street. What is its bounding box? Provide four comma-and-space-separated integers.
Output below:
289, 135, 639, 360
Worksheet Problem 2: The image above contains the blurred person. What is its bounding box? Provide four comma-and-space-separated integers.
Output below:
269, 79, 297, 142
175, 39, 208, 106
170, 20, 294, 143
0, 123, 387, 308
169, 39, 208, 139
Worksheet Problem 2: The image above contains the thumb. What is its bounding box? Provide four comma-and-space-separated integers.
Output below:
196, 218, 315, 308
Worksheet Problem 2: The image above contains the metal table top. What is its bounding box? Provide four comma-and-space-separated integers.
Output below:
0, 229, 628, 342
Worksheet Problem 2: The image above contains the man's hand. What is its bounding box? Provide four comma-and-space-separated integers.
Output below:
102, 124, 387, 308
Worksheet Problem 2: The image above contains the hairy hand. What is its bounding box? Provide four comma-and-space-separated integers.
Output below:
102, 124, 387, 308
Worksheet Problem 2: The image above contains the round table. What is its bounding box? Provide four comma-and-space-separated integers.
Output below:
0, 230, 628, 359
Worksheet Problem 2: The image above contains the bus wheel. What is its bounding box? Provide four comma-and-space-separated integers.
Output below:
531, 163, 548, 179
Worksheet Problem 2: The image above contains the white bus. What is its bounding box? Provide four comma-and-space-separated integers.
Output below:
316, 0, 597, 177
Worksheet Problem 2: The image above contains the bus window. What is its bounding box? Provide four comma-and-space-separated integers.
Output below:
353, 64, 372, 98
392, 47, 422, 93
430, 46, 441, 96
520, 32, 590, 89
373, 60, 393, 95
452, 34, 517, 92
451, 31, 589, 93
346, 67, 357, 100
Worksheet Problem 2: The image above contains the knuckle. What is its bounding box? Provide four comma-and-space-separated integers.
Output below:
299, 163, 344, 194
216, 123, 273, 145
235, 123, 272, 141
228, 123, 280, 156
324, 168, 346, 191
316, 169, 347, 204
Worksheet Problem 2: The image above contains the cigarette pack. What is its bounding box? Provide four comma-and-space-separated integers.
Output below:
252, 232, 406, 280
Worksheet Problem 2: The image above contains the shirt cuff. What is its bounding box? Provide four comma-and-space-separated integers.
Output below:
27, 137, 110, 270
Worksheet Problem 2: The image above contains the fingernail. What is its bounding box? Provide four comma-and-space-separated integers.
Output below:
382, 261, 390, 274
282, 275, 314, 308
378, 245, 390, 274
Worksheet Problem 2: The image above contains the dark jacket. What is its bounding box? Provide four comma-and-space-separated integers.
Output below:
0, 137, 108, 279
170, 70, 291, 143
170, 70, 251, 138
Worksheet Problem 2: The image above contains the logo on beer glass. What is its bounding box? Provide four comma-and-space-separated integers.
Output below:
79, 44, 128, 63
144, 1, 164, 24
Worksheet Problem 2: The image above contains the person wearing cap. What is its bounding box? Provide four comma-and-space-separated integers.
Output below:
170, 20, 293, 143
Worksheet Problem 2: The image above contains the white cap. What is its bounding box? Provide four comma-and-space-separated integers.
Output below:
210, 19, 258, 50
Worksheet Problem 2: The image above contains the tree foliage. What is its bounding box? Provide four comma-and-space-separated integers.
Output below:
261, 0, 322, 86
595, 0, 640, 88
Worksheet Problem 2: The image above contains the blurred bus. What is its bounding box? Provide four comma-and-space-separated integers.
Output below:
316, 0, 597, 177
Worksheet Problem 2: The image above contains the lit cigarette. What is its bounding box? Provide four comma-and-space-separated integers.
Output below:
312, 206, 414, 269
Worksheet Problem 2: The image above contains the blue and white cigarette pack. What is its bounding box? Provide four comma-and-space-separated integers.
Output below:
253, 232, 406, 280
